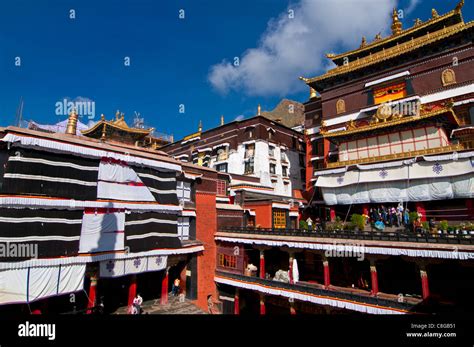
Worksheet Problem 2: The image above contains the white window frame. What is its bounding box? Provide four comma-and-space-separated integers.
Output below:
177, 181, 192, 202
178, 217, 190, 241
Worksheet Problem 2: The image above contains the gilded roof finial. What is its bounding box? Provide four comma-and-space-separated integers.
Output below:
115, 110, 120, 120
100, 114, 105, 120
391, 8, 402, 35
414, 18, 422, 26
360, 36, 367, 48
455, 0, 464, 13
220, 115, 224, 126
309, 87, 317, 99
299, 76, 310, 83
431, 8, 439, 18
374, 32, 382, 41
198, 120, 202, 132
257, 104, 261, 116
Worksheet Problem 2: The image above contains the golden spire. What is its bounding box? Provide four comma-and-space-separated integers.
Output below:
115, 110, 120, 120
310, 87, 317, 99
220, 115, 224, 126
360, 36, 367, 48
257, 104, 261, 116
65, 108, 78, 135
455, 0, 464, 13
391, 8, 402, 35
198, 120, 202, 132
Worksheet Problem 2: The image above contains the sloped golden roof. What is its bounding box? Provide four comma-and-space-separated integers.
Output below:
327, 1, 465, 63
306, 20, 473, 84
81, 113, 152, 136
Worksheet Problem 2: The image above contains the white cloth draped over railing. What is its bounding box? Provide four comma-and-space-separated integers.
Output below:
315, 157, 474, 205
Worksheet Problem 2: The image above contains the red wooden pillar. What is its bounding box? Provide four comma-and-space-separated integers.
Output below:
127, 274, 137, 313
329, 208, 336, 222
466, 199, 474, 220
369, 260, 378, 296
420, 265, 430, 300
323, 257, 330, 288
259, 294, 266, 315
415, 202, 427, 222
161, 269, 169, 305
290, 300, 296, 315
362, 204, 369, 216
259, 250, 265, 279
234, 289, 240, 315
86, 276, 97, 314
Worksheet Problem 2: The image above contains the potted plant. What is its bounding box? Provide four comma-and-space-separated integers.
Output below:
439, 220, 449, 233
350, 214, 365, 232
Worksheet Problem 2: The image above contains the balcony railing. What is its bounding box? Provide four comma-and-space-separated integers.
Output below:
215, 271, 417, 312
219, 227, 474, 245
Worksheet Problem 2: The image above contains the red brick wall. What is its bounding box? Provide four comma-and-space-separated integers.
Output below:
194, 191, 218, 312
245, 203, 272, 228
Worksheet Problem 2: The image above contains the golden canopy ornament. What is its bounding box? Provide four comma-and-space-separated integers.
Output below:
441, 68, 456, 86
376, 103, 393, 121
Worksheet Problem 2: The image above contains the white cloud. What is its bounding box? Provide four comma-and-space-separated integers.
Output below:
208, 0, 397, 96
405, 0, 421, 15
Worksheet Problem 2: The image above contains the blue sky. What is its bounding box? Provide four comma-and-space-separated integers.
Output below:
0, 0, 472, 139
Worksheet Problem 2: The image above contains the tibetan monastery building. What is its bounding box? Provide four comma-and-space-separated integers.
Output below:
302, 1, 474, 223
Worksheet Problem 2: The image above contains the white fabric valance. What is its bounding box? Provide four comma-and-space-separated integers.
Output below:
316, 158, 474, 188
100, 255, 167, 278
0, 196, 181, 213
2, 133, 181, 172
321, 174, 473, 205
214, 275, 405, 315
215, 236, 474, 260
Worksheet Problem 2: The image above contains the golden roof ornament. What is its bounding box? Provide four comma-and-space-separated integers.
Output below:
391, 8, 402, 35
309, 87, 317, 99
414, 18, 422, 26
299, 76, 310, 83
431, 8, 439, 18
360, 36, 367, 48
257, 104, 261, 116
374, 32, 382, 41
455, 0, 464, 13
326, 53, 336, 58
198, 120, 202, 132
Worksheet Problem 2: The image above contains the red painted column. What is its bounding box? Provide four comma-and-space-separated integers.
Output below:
420, 265, 430, 300
161, 269, 169, 305
466, 199, 474, 220
234, 289, 240, 315
259, 250, 265, 279
323, 258, 330, 288
329, 208, 336, 222
86, 276, 97, 314
362, 204, 369, 216
370, 260, 378, 296
259, 294, 266, 315
127, 274, 137, 313
415, 202, 427, 222
290, 300, 296, 315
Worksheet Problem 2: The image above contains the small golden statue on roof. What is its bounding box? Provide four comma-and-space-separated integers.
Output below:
360, 36, 367, 48
374, 32, 382, 41
414, 18, 422, 26
431, 8, 439, 18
